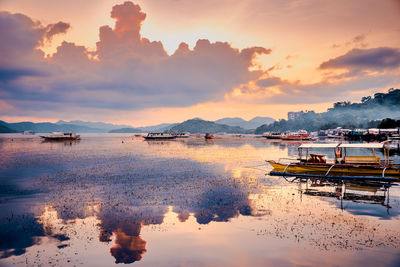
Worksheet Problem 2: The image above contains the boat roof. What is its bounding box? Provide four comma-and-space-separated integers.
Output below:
299, 143, 386, 149
338, 143, 385, 148
299, 143, 340, 148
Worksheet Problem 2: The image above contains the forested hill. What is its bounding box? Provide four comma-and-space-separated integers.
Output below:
168, 119, 251, 134
255, 88, 400, 133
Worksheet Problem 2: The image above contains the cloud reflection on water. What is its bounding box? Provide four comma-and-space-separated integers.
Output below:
0, 136, 399, 265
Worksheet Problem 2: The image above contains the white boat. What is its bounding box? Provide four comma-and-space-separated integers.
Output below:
144, 133, 176, 140
40, 132, 80, 140
262, 132, 282, 139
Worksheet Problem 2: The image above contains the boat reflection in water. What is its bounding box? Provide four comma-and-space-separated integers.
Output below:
41, 139, 81, 146
290, 176, 397, 218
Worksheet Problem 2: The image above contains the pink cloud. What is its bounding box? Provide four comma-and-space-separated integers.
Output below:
1, 1, 271, 117
111, 1, 146, 37
43, 21, 70, 42
320, 47, 400, 71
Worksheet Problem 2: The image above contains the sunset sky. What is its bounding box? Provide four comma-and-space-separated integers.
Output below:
1, 0, 400, 126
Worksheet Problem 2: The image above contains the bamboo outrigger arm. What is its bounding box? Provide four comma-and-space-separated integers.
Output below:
283, 163, 291, 174
325, 165, 335, 176
269, 171, 398, 182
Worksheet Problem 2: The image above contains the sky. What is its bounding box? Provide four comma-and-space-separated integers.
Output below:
1, 0, 400, 126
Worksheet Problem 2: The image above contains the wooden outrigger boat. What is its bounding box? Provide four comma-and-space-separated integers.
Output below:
262, 132, 282, 139
40, 132, 80, 141
267, 142, 400, 181
144, 133, 176, 140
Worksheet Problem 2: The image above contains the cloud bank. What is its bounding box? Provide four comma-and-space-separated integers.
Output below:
320, 47, 400, 71
230, 46, 400, 105
0, 1, 270, 117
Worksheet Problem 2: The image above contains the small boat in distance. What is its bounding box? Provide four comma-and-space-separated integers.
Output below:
262, 132, 282, 139
281, 131, 313, 141
40, 132, 80, 140
205, 133, 214, 139
144, 133, 176, 140
23, 130, 35, 135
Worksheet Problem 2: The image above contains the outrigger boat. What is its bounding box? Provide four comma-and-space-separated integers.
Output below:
144, 133, 176, 140
267, 142, 400, 181
40, 132, 80, 141
262, 132, 282, 139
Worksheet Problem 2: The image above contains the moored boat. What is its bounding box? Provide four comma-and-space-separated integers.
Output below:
262, 132, 282, 139
40, 132, 80, 140
205, 133, 214, 139
144, 133, 176, 140
267, 142, 400, 180
281, 131, 313, 141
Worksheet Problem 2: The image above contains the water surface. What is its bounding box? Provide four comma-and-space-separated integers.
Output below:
1, 135, 399, 266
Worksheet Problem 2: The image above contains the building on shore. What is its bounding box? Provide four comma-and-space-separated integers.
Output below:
287, 111, 305, 120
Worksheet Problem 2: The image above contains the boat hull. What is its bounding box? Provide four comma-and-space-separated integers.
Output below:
40, 136, 80, 141
144, 136, 176, 140
267, 160, 400, 178
264, 136, 281, 139
281, 137, 313, 141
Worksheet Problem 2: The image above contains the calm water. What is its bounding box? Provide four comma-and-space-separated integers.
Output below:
0, 135, 400, 267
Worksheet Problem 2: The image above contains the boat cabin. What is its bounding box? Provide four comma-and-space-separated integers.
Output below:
144, 133, 176, 139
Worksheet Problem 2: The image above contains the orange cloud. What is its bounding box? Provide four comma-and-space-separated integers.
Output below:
0, 2, 272, 121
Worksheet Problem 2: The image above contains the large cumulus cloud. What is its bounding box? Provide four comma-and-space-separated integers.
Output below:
0, 1, 270, 115
0, 11, 69, 81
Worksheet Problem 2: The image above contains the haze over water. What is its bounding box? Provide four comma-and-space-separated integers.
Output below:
1, 135, 399, 266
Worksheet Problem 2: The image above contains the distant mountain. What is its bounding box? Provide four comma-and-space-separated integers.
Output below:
168, 119, 251, 134
0, 121, 17, 133
248, 116, 275, 126
0, 119, 180, 134
56, 120, 179, 132
138, 123, 179, 132
0, 116, 274, 134
57, 120, 132, 131
109, 127, 144, 133
3, 121, 103, 133
215, 116, 274, 129
215, 117, 246, 125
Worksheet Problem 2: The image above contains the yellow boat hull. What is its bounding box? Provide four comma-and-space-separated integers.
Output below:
267, 160, 400, 178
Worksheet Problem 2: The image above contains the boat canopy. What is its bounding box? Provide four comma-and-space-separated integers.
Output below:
299, 142, 388, 149
338, 143, 385, 149
299, 143, 340, 148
